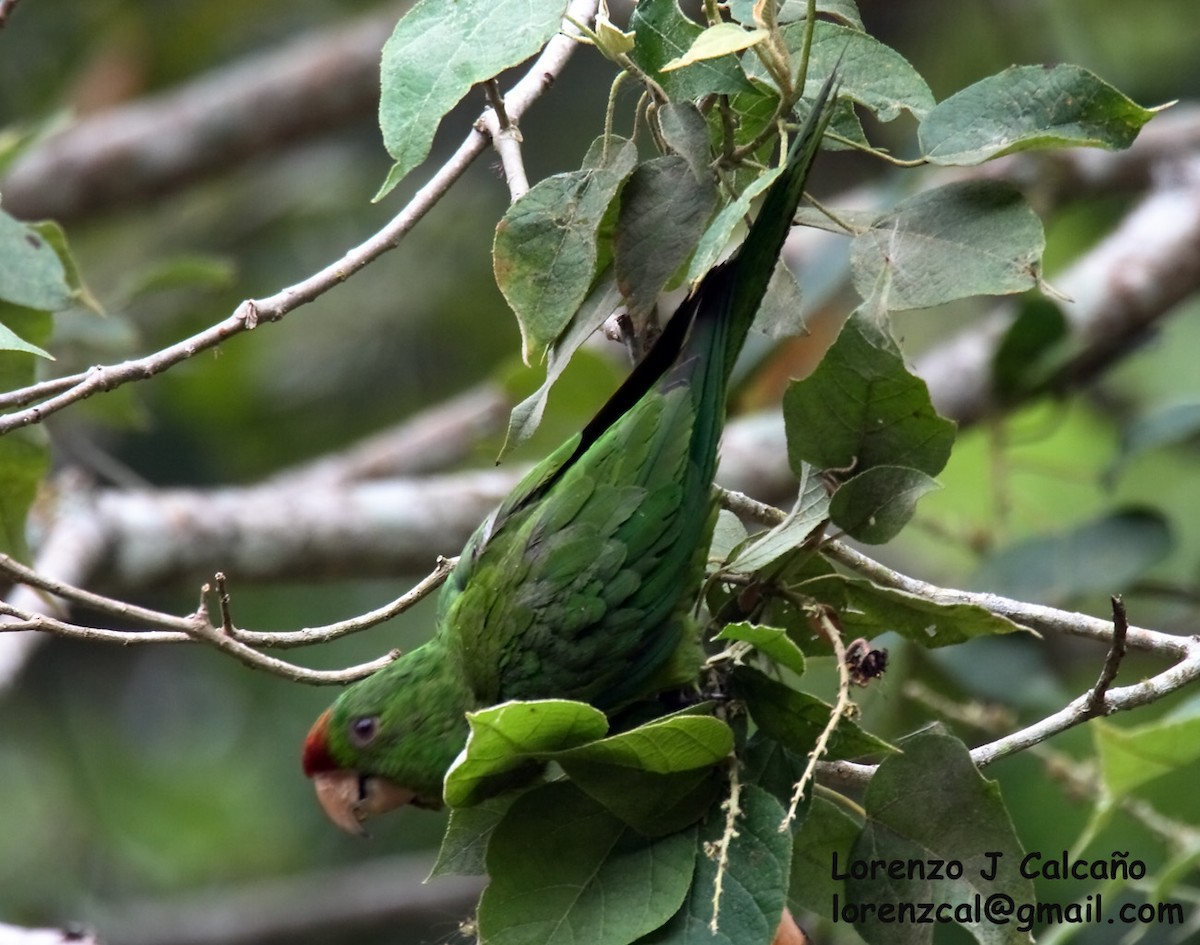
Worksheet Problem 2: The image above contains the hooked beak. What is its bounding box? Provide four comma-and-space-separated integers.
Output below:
311, 770, 418, 836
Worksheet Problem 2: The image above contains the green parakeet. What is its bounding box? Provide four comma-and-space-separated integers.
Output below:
303, 78, 836, 834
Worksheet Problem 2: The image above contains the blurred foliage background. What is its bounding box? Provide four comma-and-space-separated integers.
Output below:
2, 0, 1199, 943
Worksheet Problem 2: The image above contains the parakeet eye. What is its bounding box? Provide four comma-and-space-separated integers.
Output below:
349, 715, 379, 747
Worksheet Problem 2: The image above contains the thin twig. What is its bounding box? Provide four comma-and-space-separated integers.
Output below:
782, 602, 853, 830
0, 0, 599, 434
706, 759, 742, 933
0, 552, 198, 630
1085, 594, 1129, 717
824, 540, 1190, 659
233, 556, 456, 648
0, 551, 455, 648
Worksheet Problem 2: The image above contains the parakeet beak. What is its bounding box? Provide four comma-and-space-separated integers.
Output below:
303, 709, 417, 836
310, 769, 417, 836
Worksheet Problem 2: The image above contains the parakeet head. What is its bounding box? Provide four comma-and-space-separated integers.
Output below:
302, 642, 474, 834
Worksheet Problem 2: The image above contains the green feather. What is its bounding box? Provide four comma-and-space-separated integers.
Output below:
312, 77, 838, 808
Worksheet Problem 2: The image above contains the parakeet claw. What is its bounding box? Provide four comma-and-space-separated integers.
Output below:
311, 770, 417, 836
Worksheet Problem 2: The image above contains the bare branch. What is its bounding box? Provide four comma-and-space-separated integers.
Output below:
0, 0, 599, 435
1, 6, 398, 220
91, 853, 483, 945
184, 581, 400, 684
824, 540, 1190, 659
818, 633, 1200, 790
479, 79, 531, 201
0, 924, 101, 945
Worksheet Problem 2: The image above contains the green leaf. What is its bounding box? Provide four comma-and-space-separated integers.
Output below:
445, 699, 608, 807
430, 793, 520, 878
828, 464, 940, 544
615, 156, 717, 319
849, 730, 1033, 945
727, 0, 864, 30
804, 574, 1025, 648
716, 623, 807, 677
0, 209, 73, 312
657, 102, 712, 180
753, 263, 807, 339
479, 781, 698, 945
685, 165, 782, 287
640, 786, 792, 945
783, 308, 955, 476
375, 0, 570, 198
742, 733, 811, 814
557, 715, 733, 775
990, 297, 1070, 404
501, 270, 624, 454
782, 22, 934, 122
849, 181, 1044, 310
1094, 712, 1200, 802
733, 667, 895, 760
27, 220, 100, 314
662, 23, 768, 71
726, 466, 828, 574
629, 0, 755, 100
788, 794, 862, 918
709, 509, 749, 565
0, 305, 52, 559
0, 321, 52, 359
921, 64, 1156, 166
494, 138, 638, 364
971, 507, 1172, 604
0, 428, 49, 560
561, 761, 723, 837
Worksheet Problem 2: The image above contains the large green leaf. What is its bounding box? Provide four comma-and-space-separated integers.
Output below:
494, 138, 638, 363
501, 269, 624, 454
629, 0, 755, 100
639, 786, 792, 945
784, 22, 934, 122
783, 309, 955, 476
615, 156, 717, 319
921, 64, 1155, 166
430, 793, 521, 878
849, 730, 1032, 945
849, 181, 1044, 310
803, 574, 1025, 648
445, 699, 608, 807
376, 0, 570, 197
788, 793, 862, 918
1094, 705, 1200, 801
479, 781, 698, 945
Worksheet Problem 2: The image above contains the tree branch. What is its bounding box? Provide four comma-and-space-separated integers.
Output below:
0, 0, 599, 435
90, 853, 483, 945
1, 6, 400, 220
